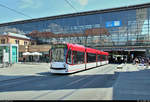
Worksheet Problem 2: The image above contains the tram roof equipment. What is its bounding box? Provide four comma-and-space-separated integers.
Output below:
66, 43, 108, 55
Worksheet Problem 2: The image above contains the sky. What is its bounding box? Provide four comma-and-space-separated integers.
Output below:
0, 0, 150, 24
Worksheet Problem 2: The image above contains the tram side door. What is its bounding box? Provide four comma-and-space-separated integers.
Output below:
85, 52, 87, 70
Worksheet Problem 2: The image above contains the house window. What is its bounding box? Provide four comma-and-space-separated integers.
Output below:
19, 52, 23, 57
1, 39, 5, 44
24, 41, 27, 45
15, 40, 19, 44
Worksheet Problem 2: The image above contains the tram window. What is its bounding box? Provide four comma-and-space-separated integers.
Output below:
102, 55, 106, 61
87, 53, 96, 63
72, 51, 84, 64
64, 48, 67, 62
51, 48, 65, 62
97, 55, 101, 61
67, 49, 72, 64
106, 56, 108, 60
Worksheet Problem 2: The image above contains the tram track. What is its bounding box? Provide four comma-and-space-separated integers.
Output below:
31, 64, 118, 100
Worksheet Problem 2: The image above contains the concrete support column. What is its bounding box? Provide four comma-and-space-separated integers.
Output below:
146, 48, 150, 58
17, 44, 19, 63
9, 44, 12, 64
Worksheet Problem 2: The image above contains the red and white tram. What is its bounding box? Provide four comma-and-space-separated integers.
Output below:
49, 43, 109, 74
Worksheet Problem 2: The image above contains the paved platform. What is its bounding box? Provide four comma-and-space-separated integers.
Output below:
0, 63, 150, 100
0, 63, 50, 81
114, 64, 150, 100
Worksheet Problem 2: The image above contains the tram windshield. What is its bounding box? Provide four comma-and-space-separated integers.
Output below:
51, 44, 67, 62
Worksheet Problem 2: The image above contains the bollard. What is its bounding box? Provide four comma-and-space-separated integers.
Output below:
2, 62, 5, 68
117, 64, 123, 69
146, 63, 149, 69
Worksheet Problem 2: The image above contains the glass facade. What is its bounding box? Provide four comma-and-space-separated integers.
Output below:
0, 5, 150, 49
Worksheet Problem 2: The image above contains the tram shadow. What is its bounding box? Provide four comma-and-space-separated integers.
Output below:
0, 71, 119, 93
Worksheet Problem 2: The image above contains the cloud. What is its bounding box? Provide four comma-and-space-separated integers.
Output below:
77, 0, 88, 6
46, 23, 66, 34
13, 18, 24, 22
19, 0, 42, 9
0, 27, 25, 34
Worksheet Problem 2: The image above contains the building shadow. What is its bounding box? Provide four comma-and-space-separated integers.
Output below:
4, 65, 150, 100
0, 71, 119, 93
113, 68, 150, 100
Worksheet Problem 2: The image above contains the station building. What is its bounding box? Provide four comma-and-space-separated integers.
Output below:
0, 3, 150, 62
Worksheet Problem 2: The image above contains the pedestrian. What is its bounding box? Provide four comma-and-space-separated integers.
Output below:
148, 58, 150, 67
121, 57, 123, 64
124, 57, 127, 64
23, 57, 25, 62
115, 57, 117, 64
141, 58, 144, 65
145, 57, 149, 68
135, 57, 139, 66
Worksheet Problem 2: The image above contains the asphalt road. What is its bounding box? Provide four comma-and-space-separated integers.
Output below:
0, 64, 118, 100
